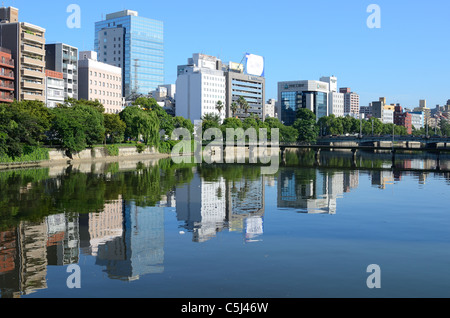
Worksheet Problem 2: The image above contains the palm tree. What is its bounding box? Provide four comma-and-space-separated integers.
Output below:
230, 102, 238, 118
215, 100, 224, 115
202, 113, 221, 125
237, 96, 250, 116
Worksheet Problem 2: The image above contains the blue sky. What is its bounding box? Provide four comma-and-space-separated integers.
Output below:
8, 0, 450, 108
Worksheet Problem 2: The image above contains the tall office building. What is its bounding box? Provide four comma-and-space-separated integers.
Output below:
340, 87, 360, 116
78, 51, 123, 114
0, 7, 46, 102
176, 53, 266, 123
0, 47, 14, 103
265, 99, 277, 119
320, 76, 344, 118
45, 43, 78, 100
95, 10, 164, 99
277, 80, 329, 126
176, 53, 227, 123
225, 63, 265, 121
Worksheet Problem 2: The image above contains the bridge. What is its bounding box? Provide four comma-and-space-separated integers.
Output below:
279, 136, 450, 171
316, 135, 450, 147
201, 135, 450, 171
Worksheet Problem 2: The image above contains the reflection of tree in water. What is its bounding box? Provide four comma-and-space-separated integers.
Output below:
0, 159, 195, 229
199, 164, 262, 205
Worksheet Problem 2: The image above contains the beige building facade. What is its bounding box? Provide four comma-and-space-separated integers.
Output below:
78, 51, 123, 114
0, 7, 46, 102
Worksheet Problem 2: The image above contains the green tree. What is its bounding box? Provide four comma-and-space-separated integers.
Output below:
74, 104, 105, 146
215, 100, 224, 115
133, 96, 159, 111
63, 98, 105, 113
440, 119, 450, 136
173, 116, 194, 135
0, 100, 52, 159
202, 113, 221, 125
230, 102, 238, 118
104, 113, 126, 144
119, 106, 160, 146
293, 109, 319, 144
237, 96, 250, 116
49, 107, 87, 156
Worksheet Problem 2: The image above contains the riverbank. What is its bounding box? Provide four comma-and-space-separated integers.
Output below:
0, 146, 171, 171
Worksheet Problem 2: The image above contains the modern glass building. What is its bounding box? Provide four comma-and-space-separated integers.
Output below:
277, 80, 329, 126
95, 10, 164, 99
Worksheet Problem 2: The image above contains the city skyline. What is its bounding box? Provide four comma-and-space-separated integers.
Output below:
6, 0, 450, 108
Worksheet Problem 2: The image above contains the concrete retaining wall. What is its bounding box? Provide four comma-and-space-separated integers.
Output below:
48, 146, 158, 162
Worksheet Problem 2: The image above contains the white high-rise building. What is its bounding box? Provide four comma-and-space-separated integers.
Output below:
329, 92, 345, 117
78, 51, 124, 114
340, 87, 360, 116
176, 54, 226, 123
320, 76, 345, 118
265, 99, 277, 118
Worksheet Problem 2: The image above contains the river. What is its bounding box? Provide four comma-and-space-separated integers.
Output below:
0, 150, 449, 298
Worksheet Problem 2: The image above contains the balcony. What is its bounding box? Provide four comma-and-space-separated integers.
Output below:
21, 68, 44, 79
22, 44, 44, 55
0, 59, 14, 68
21, 56, 45, 67
0, 82, 14, 90
21, 92, 45, 102
0, 95, 14, 103
22, 81, 44, 90
22, 31, 45, 45
0, 71, 14, 80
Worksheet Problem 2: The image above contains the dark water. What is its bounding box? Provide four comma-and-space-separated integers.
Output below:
1, 150, 450, 298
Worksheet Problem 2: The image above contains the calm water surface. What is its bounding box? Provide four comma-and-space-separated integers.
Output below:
1, 150, 450, 298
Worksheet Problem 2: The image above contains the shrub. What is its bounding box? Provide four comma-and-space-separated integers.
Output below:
136, 143, 147, 154
105, 144, 119, 157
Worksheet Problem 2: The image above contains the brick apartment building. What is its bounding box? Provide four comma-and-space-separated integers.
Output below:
394, 105, 412, 134
0, 47, 14, 103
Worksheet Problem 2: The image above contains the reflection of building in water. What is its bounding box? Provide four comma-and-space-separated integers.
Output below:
343, 171, 359, 193
0, 213, 80, 298
46, 214, 80, 266
158, 191, 176, 208
227, 178, 265, 243
85, 198, 124, 257
176, 173, 227, 242
91, 201, 165, 281
277, 169, 352, 214
16, 222, 48, 296
175, 169, 265, 243
0, 222, 48, 297
370, 171, 394, 190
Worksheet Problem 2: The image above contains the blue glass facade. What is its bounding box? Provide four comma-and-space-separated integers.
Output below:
95, 13, 164, 98
315, 92, 328, 119
280, 91, 303, 126
281, 90, 328, 126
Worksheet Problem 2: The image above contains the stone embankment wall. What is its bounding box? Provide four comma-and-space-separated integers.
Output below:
48, 146, 159, 162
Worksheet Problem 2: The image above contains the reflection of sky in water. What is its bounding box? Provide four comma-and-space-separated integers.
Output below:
1, 158, 450, 298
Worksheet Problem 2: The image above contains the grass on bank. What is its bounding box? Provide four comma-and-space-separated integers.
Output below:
0, 146, 49, 164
